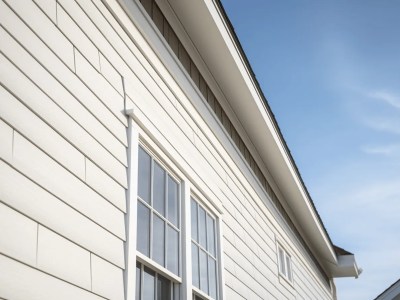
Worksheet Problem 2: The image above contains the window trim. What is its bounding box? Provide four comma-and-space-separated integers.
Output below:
190, 195, 221, 300
277, 243, 294, 284
126, 118, 225, 299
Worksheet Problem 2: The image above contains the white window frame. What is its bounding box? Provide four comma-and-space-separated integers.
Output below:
189, 192, 223, 300
136, 143, 182, 278
125, 114, 225, 300
125, 118, 185, 298
277, 243, 293, 284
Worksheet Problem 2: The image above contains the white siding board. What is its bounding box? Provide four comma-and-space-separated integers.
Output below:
99, 52, 124, 95
225, 285, 246, 300
33, 0, 57, 24
0, 160, 124, 268
56, 3, 100, 71
0, 120, 13, 162
0, 203, 37, 266
86, 159, 126, 212
74, 50, 126, 134
0, 49, 127, 187
0, 86, 86, 180
2, 0, 74, 70
0, 254, 105, 300
0, 4, 128, 147
91, 254, 124, 300
37, 226, 91, 290
11, 132, 125, 239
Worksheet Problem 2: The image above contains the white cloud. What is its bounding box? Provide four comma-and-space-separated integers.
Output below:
369, 90, 400, 109
361, 144, 400, 157
363, 117, 400, 135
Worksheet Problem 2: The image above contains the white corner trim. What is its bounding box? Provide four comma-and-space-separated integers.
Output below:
124, 116, 140, 300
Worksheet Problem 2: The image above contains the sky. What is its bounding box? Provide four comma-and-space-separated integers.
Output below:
221, 1, 400, 299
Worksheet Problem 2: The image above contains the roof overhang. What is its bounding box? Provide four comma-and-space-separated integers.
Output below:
164, 0, 358, 277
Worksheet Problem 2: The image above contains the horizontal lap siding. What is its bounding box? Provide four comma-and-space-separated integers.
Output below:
87, 0, 332, 299
0, 1, 333, 300
108, 1, 331, 299
0, 0, 126, 299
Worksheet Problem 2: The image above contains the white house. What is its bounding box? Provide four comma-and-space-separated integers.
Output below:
0, 0, 360, 299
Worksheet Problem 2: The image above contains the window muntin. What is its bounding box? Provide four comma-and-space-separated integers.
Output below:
191, 198, 218, 299
277, 244, 293, 283
136, 262, 180, 300
137, 146, 181, 276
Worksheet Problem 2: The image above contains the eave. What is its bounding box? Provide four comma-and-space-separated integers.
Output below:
165, 0, 358, 277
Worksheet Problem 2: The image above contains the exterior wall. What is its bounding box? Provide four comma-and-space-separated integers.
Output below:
0, 0, 333, 300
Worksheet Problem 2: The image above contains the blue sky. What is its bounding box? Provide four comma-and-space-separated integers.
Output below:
221, 1, 400, 299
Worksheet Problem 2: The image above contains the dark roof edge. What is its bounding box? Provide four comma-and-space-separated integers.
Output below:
374, 278, 400, 300
214, 0, 335, 251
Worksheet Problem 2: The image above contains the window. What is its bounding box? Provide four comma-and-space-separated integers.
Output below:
277, 244, 293, 283
191, 198, 219, 299
136, 146, 181, 298
136, 262, 180, 300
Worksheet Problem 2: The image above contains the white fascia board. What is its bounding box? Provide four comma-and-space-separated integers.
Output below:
331, 254, 360, 278
167, 0, 337, 264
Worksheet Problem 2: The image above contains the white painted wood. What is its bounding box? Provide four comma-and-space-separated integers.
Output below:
124, 116, 139, 300
0, 203, 37, 266
56, 3, 100, 71
0, 160, 124, 268
37, 226, 91, 290
0, 254, 104, 300
181, 180, 192, 300
0, 8, 127, 146
33, 0, 57, 24
11, 131, 125, 239
2, 0, 74, 70
0, 85, 86, 180
86, 159, 126, 212
0, 119, 13, 162
91, 254, 124, 300
0, 50, 127, 187
74, 50, 126, 128
99, 52, 124, 95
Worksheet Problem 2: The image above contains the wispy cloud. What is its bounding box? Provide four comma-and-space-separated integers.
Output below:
361, 144, 400, 157
369, 90, 400, 109
363, 117, 400, 135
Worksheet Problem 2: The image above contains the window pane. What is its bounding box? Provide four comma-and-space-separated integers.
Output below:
138, 147, 151, 204
157, 274, 171, 300
152, 214, 165, 266
206, 214, 216, 256
286, 256, 292, 281
153, 162, 166, 216
278, 248, 286, 275
143, 267, 155, 300
136, 263, 141, 300
191, 199, 198, 242
198, 206, 207, 249
199, 249, 208, 294
208, 257, 217, 299
137, 202, 150, 256
173, 283, 180, 300
167, 176, 179, 227
167, 225, 179, 275
191, 242, 199, 288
